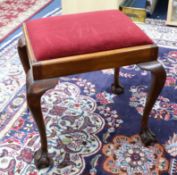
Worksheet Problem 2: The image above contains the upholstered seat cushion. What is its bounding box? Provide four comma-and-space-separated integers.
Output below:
26, 10, 153, 61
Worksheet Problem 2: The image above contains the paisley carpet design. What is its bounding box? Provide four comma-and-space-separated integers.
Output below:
129, 85, 177, 121
0, 0, 52, 41
0, 38, 25, 112
102, 135, 169, 174
0, 17, 177, 174
0, 77, 123, 175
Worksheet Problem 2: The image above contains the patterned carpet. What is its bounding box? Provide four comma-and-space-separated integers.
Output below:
0, 0, 52, 42
0, 11, 177, 175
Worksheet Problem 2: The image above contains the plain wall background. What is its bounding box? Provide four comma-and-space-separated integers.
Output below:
62, 0, 124, 14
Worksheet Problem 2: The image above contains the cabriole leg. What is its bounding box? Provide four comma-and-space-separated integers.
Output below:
111, 67, 124, 94
26, 70, 58, 169
17, 37, 30, 74
138, 61, 166, 146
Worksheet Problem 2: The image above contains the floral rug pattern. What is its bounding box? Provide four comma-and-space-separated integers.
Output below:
0, 15, 177, 175
0, 0, 52, 41
102, 135, 169, 175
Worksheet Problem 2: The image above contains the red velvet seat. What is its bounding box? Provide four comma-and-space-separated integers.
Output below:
26, 10, 153, 61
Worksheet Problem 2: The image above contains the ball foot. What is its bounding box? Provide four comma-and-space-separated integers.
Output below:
140, 128, 157, 146
34, 149, 53, 169
111, 84, 124, 95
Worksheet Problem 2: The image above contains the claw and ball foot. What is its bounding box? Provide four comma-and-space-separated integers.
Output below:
34, 149, 53, 169
138, 61, 166, 146
111, 83, 124, 94
26, 70, 58, 169
140, 128, 157, 146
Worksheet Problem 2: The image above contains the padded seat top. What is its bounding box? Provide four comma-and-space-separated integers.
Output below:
26, 10, 153, 61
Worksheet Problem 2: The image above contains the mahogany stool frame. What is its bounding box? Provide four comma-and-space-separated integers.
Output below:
17, 24, 166, 169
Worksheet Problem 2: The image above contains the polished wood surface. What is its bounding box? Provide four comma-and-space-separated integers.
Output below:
138, 61, 166, 145
111, 67, 124, 94
32, 44, 158, 80
17, 37, 30, 74
26, 69, 58, 169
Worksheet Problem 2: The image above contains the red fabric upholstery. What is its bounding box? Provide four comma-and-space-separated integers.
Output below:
26, 10, 153, 61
